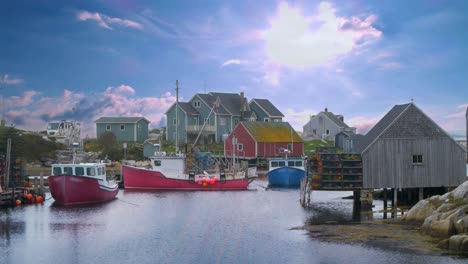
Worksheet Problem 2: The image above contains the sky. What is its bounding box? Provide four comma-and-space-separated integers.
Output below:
0, 0, 467, 139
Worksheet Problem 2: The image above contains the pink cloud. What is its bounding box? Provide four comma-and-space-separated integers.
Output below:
77, 11, 143, 30
346, 115, 382, 134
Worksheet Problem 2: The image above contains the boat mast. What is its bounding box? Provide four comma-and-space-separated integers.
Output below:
175, 80, 179, 153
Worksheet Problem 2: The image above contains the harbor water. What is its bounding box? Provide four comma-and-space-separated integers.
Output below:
0, 179, 466, 264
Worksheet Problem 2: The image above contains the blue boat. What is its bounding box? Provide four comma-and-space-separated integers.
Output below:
267, 157, 306, 187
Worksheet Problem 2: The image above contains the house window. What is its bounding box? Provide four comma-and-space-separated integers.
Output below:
220, 117, 226, 126
173, 119, 177, 125
326, 129, 330, 135
238, 144, 243, 151
106, 124, 111, 131
234, 119, 239, 125
120, 124, 125, 131
287, 143, 292, 151
264, 118, 270, 122
412, 155, 423, 164
193, 101, 201, 108
313, 129, 316, 135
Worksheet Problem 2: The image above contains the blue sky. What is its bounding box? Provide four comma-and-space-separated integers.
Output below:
0, 0, 467, 138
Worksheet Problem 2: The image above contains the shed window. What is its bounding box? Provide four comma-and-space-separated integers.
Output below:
287, 143, 292, 151
52, 167, 62, 175
326, 129, 330, 135
106, 124, 111, 131
75, 167, 84, 176
120, 124, 125, 131
173, 119, 177, 125
412, 155, 423, 164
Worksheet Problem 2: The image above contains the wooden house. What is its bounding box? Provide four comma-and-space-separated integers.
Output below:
249, 99, 284, 122
351, 103, 466, 189
165, 92, 283, 144
95, 117, 150, 142
224, 121, 303, 159
303, 108, 356, 141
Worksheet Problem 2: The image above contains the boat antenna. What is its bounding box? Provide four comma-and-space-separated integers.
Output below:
175, 80, 179, 153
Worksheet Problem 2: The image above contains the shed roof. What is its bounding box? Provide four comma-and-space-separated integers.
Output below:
353, 104, 410, 153
250, 99, 284, 117
95, 117, 150, 124
240, 121, 303, 143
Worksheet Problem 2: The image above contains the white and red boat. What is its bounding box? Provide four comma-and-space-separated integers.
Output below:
122, 153, 254, 190
49, 163, 119, 205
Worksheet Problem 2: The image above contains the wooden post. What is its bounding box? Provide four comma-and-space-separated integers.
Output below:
383, 188, 387, 219
419, 188, 424, 201
34, 177, 38, 195
353, 190, 361, 209
392, 188, 398, 218
39, 173, 44, 196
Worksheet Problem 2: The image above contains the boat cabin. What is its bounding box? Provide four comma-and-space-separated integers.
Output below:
268, 157, 305, 171
51, 163, 108, 181
150, 155, 187, 179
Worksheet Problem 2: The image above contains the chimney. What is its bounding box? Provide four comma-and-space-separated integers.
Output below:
324, 107, 328, 112
337, 115, 344, 122
240, 92, 245, 121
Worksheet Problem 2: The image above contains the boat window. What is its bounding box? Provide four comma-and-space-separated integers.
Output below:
75, 167, 84, 176
288, 161, 295, 167
87, 167, 96, 176
154, 160, 161, 166
64, 167, 73, 175
52, 167, 62, 175
99, 167, 105, 175
271, 161, 279, 168
295, 161, 303, 167
278, 161, 285, 167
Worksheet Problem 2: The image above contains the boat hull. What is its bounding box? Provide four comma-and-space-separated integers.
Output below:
48, 175, 119, 205
267, 167, 306, 187
122, 165, 248, 190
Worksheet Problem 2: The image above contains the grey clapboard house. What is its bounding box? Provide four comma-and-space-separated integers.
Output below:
249, 99, 284, 122
351, 103, 466, 189
95, 117, 150, 142
303, 108, 356, 141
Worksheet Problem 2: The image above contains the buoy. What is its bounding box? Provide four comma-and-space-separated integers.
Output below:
26, 193, 33, 200
209, 178, 215, 185
15, 199, 22, 206
36, 196, 44, 203
202, 181, 208, 187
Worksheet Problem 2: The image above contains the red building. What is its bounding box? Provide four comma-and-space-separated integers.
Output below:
224, 121, 303, 159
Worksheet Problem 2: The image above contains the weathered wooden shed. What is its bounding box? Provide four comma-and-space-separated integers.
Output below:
353, 103, 466, 189
224, 121, 303, 159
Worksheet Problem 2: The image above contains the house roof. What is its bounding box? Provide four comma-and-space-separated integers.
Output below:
95, 117, 150, 124
196, 93, 231, 115
250, 99, 284, 117
178, 102, 199, 115
210, 92, 243, 116
323, 111, 349, 128
240, 121, 303, 143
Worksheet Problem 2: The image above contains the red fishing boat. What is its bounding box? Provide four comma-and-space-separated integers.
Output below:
122, 153, 254, 190
48, 163, 119, 205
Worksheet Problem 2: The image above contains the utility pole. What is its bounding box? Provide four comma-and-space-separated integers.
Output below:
175, 80, 179, 153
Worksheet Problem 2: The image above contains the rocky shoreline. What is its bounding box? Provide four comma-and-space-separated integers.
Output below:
296, 181, 468, 256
